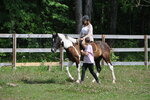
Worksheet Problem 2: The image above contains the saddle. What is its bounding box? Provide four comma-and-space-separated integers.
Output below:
90, 42, 102, 57
90, 42, 97, 53
78, 41, 102, 58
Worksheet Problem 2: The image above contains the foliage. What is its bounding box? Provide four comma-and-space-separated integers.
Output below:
111, 52, 119, 62
0, 0, 75, 34
0, 0, 75, 62
0, 0, 149, 62
112, 40, 145, 61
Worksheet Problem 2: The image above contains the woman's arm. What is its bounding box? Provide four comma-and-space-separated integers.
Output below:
79, 25, 84, 38
81, 50, 89, 56
81, 41, 86, 49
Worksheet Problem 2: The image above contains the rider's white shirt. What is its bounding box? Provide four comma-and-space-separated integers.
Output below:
81, 26, 89, 37
80, 24, 94, 41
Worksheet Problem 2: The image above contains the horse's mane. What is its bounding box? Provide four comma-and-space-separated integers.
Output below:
64, 34, 77, 44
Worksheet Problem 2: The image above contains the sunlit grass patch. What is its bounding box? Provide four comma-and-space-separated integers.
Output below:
0, 65, 150, 100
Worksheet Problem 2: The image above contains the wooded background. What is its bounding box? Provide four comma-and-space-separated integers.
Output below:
0, 0, 150, 62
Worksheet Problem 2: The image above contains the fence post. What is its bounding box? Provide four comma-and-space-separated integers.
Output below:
144, 35, 148, 68
12, 33, 17, 69
60, 45, 64, 70
101, 34, 105, 66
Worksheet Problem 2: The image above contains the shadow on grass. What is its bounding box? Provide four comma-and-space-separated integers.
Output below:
65, 78, 76, 82
21, 78, 75, 84
21, 79, 57, 84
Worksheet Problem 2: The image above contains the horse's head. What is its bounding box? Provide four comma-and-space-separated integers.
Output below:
51, 33, 77, 52
51, 33, 62, 53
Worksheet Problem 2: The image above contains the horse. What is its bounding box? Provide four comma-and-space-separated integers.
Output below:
51, 33, 116, 83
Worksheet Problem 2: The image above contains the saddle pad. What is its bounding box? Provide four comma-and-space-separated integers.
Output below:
90, 42, 97, 53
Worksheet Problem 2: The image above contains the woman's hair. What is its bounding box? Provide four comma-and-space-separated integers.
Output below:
85, 37, 91, 43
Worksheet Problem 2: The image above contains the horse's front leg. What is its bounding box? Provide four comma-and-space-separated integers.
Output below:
76, 63, 81, 83
66, 61, 75, 81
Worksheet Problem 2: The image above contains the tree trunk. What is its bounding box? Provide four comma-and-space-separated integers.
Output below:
141, 10, 145, 34
109, 0, 117, 47
149, 12, 150, 33
84, 0, 93, 20
110, 0, 117, 34
75, 0, 82, 34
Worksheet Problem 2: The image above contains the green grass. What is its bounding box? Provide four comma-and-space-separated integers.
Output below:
0, 65, 150, 100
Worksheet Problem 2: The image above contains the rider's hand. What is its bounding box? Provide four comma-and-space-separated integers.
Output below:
80, 38, 84, 40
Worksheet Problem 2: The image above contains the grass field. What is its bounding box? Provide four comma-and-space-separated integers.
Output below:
0, 65, 150, 100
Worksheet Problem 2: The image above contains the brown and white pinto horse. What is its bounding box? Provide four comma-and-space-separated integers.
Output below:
51, 33, 116, 83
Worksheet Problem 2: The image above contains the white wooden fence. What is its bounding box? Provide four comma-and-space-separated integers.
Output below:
0, 34, 149, 69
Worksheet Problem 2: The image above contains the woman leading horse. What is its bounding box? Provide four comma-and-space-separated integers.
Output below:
51, 33, 116, 84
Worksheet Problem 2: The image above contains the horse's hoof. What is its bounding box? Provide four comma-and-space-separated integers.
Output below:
76, 80, 80, 83
71, 78, 75, 81
112, 80, 116, 84
92, 79, 96, 83
69, 77, 75, 81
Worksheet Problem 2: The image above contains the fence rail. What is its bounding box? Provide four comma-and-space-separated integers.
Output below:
0, 34, 149, 69
0, 34, 150, 39
0, 48, 150, 53
0, 62, 149, 67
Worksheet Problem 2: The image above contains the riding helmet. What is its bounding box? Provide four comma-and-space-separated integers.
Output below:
82, 15, 90, 22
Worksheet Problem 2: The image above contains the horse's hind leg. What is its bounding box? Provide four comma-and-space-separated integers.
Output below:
92, 56, 102, 83
108, 63, 116, 83
103, 53, 116, 83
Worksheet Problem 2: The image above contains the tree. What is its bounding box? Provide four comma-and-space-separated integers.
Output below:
110, 0, 118, 34
75, 0, 82, 34
84, 0, 93, 20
